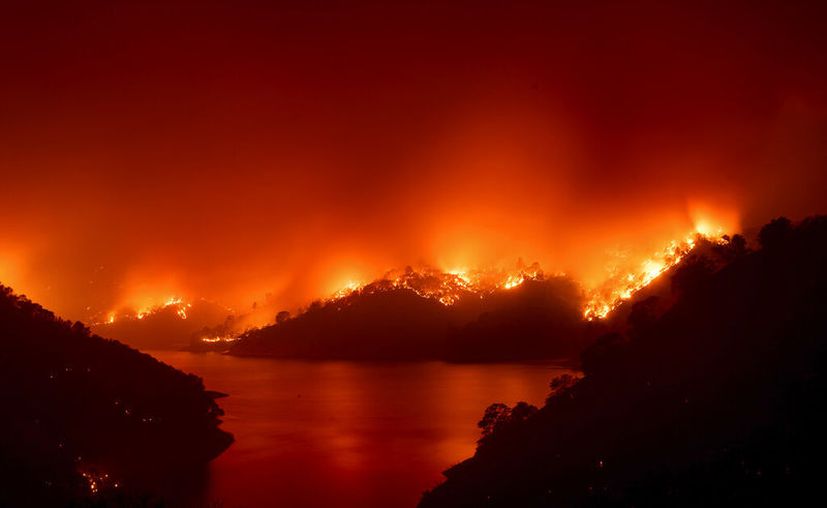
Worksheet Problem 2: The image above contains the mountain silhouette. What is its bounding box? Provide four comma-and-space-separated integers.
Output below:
419, 216, 827, 507
0, 285, 233, 505
229, 275, 588, 362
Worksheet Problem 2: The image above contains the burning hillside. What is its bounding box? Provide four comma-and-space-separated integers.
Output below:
92, 298, 235, 350
97, 296, 195, 325
92, 222, 736, 354
319, 226, 732, 322
583, 227, 731, 320
223, 226, 742, 361
324, 262, 546, 307
419, 216, 827, 508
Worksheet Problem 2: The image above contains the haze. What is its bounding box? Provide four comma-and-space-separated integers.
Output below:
2, 0, 826, 321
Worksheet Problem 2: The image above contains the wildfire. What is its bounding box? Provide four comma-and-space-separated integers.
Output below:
582, 226, 730, 320
331, 280, 364, 300
325, 263, 546, 308
502, 273, 526, 290
98, 296, 192, 325
200, 334, 240, 343
91, 211, 736, 329
79, 468, 118, 495
323, 223, 732, 322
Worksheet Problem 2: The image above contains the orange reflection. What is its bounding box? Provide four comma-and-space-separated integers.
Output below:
150, 351, 574, 508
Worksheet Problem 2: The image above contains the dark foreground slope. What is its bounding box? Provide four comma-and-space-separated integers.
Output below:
420, 216, 827, 507
229, 276, 587, 362
0, 285, 233, 506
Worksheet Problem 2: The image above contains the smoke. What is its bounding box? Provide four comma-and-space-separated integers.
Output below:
1, 0, 826, 320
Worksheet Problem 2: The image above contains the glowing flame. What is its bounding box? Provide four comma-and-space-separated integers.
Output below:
582, 224, 729, 320
79, 468, 118, 495
98, 296, 192, 325
91, 210, 736, 329
200, 334, 239, 343
326, 263, 545, 308
693, 221, 723, 237
502, 274, 525, 290
330, 280, 364, 300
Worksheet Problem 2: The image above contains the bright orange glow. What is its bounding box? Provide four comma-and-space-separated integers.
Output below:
502, 274, 525, 290
582, 226, 731, 320
318, 231, 711, 321
0, 251, 26, 294
1, 0, 826, 330
689, 202, 740, 238
328, 280, 365, 301
310, 213, 737, 323
56, 202, 736, 330
83, 208, 738, 330
99, 296, 193, 325
200, 334, 240, 344
324, 262, 547, 309
78, 468, 118, 495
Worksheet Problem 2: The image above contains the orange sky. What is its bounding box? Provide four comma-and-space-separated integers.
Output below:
1, 0, 826, 320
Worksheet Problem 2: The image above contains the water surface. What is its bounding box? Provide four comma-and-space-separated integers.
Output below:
151, 351, 573, 508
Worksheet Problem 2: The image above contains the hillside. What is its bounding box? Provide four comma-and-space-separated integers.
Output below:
419, 216, 827, 507
0, 285, 233, 505
92, 298, 235, 351
228, 275, 588, 362
228, 235, 740, 363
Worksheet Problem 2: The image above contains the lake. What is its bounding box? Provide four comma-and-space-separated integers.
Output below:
151, 351, 574, 508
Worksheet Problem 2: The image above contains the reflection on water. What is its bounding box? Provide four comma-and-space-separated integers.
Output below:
151, 351, 574, 508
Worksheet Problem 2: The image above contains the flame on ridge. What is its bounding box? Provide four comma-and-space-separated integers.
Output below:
323, 262, 547, 307
325, 226, 732, 321
98, 296, 192, 325
200, 334, 240, 344
97, 217, 735, 330
582, 224, 729, 320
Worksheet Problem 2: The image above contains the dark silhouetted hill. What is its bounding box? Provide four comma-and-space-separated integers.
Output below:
229, 275, 588, 362
231, 286, 455, 360
0, 285, 233, 506
419, 216, 827, 507
444, 277, 587, 362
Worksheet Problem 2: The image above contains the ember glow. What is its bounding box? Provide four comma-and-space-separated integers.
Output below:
3, 3, 827, 508
582, 213, 736, 320
78, 468, 118, 496
98, 296, 192, 325
323, 262, 547, 309
80, 209, 737, 331
314, 220, 731, 322
1, 1, 826, 330
200, 335, 240, 344
584, 233, 702, 320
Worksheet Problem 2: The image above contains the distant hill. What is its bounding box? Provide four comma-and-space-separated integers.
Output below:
227, 237, 743, 363
92, 298, 234, 351
0, 285, 233, 506
228, 275, 589, 362
419, 216, 827, 507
